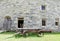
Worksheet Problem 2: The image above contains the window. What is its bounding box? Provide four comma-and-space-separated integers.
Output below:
42, 18, 46, 26
55, 22, 58, 26
55, 18, 59, 26
41, 5, 46, 10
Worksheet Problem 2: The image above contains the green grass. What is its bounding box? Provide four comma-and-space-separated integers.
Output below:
0, 31, 15, 34
0, 32, 60, 41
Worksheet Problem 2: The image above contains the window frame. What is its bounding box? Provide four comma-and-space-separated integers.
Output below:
41, 5, 46, 10
55, 18, 59, 26
42, 18, 46, 26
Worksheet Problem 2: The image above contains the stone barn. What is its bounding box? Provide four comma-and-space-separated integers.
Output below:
0, 0, 60, 32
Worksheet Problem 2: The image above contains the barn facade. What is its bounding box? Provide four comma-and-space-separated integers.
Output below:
0, 0, 60, 32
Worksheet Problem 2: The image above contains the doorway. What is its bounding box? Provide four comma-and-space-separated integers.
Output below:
18, 18, 24, 28
3, 16, 12, 31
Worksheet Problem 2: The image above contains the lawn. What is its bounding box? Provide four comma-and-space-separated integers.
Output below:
0, 32, 60, 41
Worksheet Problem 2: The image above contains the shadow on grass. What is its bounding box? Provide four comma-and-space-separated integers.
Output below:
6, 32, 60, 39
6, 33, 43, 39
3, 31, 60, 39
14, 33, 43, 38
44, 32, 60, 35
0, 31, 16, 34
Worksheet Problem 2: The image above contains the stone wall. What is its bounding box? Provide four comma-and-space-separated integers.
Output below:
0, 0, 60, 32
